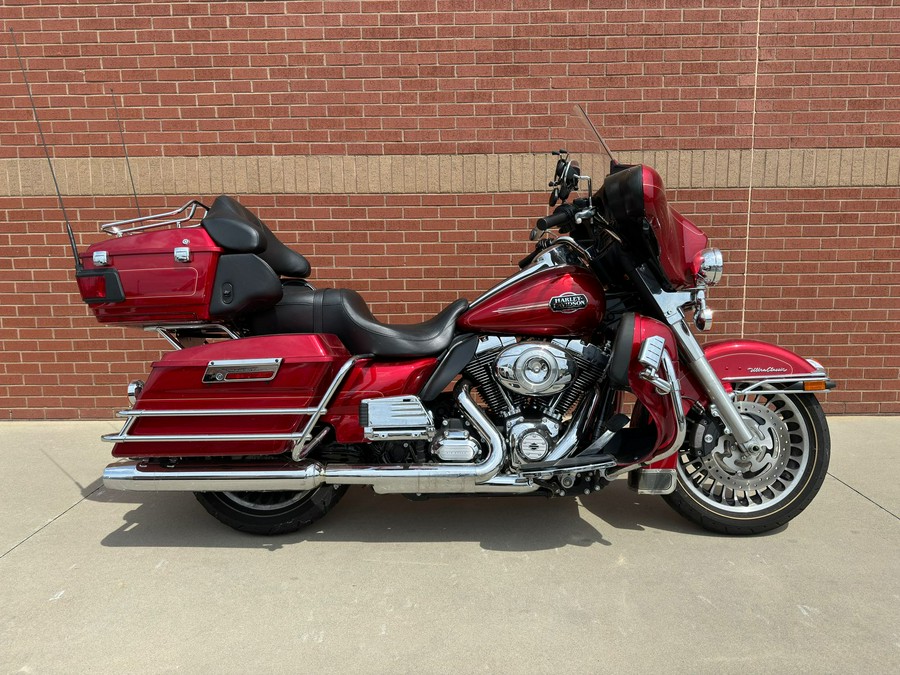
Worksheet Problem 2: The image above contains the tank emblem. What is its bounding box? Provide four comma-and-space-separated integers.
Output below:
549, 293, 588, 313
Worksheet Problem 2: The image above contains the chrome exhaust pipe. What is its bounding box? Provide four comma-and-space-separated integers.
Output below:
324, 380, 504, 494
103, 381, 508, 495
102, 460, 325, 492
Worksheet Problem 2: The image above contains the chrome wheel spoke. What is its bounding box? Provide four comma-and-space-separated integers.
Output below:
678, 392, 811, 514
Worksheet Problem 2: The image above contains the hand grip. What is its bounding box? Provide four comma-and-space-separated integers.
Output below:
535, 205, 574, 231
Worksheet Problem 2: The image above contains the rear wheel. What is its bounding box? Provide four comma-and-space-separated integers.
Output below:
195, 485, 347, 535
664, 390, 829, 535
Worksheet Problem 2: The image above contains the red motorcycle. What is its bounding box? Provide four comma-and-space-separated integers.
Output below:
72, 108, 833, 536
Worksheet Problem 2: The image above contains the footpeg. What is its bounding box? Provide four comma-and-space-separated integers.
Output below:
637, 336, 673, 394
518, 453, 617, 477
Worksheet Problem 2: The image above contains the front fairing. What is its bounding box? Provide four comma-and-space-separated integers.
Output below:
562, 107, 710, 290
641, 167, 709, 289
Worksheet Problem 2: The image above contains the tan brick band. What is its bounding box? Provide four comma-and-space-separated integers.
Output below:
3, 148, 899, 197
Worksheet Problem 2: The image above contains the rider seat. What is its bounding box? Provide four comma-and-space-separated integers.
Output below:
202, 195, 468, 357
249, 286, 469, 358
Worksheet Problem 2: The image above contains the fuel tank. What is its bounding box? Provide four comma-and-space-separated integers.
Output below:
458, 265, 604, 338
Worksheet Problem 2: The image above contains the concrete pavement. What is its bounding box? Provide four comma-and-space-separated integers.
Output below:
0, 417, 897, 674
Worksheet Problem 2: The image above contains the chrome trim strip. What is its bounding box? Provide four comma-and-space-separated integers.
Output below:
731, 379, 833, 396
723, 374, 828, 383
468, 258, 553, 310
203, 357, 283, 384
116, 407, 318, 418
205, 358, 282, 367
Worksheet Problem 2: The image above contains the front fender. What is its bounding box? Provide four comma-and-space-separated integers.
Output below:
680, 339, 833, 406
644, 339, 831, 472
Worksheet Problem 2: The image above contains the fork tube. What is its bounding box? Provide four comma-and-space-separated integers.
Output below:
671, 320, 756, 448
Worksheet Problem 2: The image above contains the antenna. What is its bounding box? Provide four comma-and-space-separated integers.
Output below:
109, 87, 142, 217
9, 28, 83, 271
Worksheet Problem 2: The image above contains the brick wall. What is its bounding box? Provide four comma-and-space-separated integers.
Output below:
0, 0, 898, 418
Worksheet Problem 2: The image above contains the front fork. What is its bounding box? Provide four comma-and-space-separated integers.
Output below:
636, 266, 759, 454
670, 320, 759, 452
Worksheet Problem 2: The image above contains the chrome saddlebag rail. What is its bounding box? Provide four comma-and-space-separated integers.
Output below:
103, 381, 523, 495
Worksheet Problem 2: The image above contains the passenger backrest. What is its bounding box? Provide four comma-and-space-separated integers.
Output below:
202, 195, 311, 278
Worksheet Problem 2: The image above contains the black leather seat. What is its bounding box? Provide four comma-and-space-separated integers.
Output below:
202, 195, 311, 278
249, 286, 469, 358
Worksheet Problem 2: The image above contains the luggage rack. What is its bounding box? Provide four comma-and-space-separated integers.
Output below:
102, 353, 372, 462
146, 323, 242, 350
101, 199, 209, 236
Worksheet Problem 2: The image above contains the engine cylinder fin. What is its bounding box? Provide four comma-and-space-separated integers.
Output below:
463, 338, 513, 416
464, 337, 610, 426
549, 340, 610, 416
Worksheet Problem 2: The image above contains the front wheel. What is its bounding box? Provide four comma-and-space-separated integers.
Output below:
195, 485, 348, 535
664, 390, 830, 535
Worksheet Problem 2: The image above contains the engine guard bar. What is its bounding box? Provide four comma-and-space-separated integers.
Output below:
606, 348, 686, 480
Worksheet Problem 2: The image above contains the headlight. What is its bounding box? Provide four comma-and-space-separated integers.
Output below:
694, 247, 723, 286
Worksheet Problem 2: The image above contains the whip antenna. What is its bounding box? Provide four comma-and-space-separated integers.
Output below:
9, 28, 82, 271
109, 87, 142, 217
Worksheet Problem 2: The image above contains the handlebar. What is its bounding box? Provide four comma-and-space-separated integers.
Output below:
536, 204, 575, 231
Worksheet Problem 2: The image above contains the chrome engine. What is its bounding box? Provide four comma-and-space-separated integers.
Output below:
464, 336, 610, 465
360, 338, 609, 467
495, 342, 573, 395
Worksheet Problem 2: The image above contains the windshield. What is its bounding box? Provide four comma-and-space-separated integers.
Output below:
574, 104, 616, 167
557, 105, 617, 182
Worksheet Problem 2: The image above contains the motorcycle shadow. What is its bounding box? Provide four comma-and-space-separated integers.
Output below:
92, 479, 708, 551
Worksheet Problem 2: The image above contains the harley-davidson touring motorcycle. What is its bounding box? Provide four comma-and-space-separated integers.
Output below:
69, 108, 833, 536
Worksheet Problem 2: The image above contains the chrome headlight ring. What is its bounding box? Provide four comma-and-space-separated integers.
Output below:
694, 247, 723, 286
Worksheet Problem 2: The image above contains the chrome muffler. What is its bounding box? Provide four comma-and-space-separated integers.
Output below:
103, 381, 521, 495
